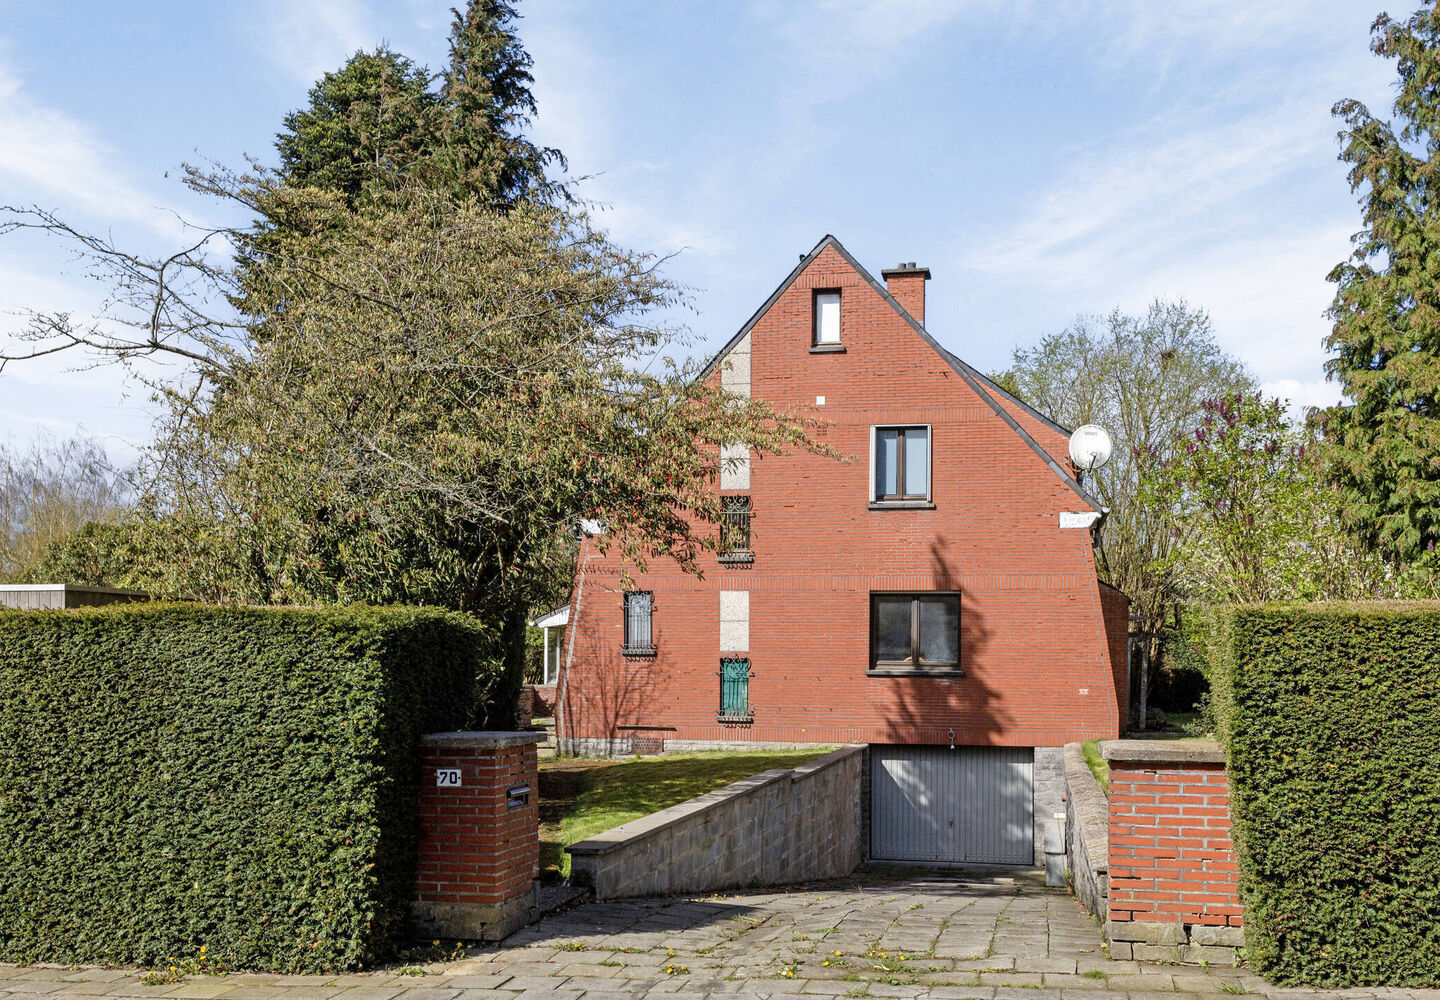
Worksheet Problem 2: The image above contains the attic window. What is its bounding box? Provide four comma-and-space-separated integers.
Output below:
813, 289, 841, 346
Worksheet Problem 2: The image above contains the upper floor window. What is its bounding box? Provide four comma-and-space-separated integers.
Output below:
718, 495, 754, 564
623, 591, 655, 656
869, 592, 961, 673
873, 425, 930, 502
813, 289, 841, 347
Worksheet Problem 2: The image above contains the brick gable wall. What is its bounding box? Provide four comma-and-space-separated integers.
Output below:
561, 243, 1122, 749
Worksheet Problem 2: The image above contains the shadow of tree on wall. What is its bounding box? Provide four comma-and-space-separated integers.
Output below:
561, 647, 659, 749
877, 535, 1010, 745
870, 536, 1035, 866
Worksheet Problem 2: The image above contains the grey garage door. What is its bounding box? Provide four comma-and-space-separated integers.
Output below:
870, 746, 1034, 865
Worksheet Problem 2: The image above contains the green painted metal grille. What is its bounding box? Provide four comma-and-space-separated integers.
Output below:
719, 657, 751, 718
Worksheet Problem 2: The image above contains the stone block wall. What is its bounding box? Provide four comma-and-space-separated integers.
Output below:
1102, 740, 1243, 964
411, 732, 542, 941
1063, 743, 1109, 918
567, 745, 863, 899
1032, 747, 1065, 869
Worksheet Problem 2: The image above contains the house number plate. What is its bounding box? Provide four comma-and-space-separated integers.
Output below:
436, 768, 462, 787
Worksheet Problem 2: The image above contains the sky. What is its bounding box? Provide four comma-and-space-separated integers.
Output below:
0, 0, 1402, 463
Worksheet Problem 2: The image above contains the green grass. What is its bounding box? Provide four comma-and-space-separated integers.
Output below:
1163, 710, 1201, 732
550, 748, 833, 877
1080, 739, 1109, 794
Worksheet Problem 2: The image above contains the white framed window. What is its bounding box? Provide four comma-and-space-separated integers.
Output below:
813, 289, 841, 345
870, 425, 931, 502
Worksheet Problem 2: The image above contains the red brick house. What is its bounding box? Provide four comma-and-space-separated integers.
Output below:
557, 235, 1129, 866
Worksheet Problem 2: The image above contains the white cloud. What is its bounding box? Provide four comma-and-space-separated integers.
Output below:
0, 57, 185, 240
1263, 377, 1343, 419
258, 0, 379, 84
0, 49, 206, 456
958, 86, 1335, 289
763, 0, 1005, 75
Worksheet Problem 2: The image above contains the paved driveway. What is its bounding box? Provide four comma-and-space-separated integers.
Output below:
4, 869, 1435, 1000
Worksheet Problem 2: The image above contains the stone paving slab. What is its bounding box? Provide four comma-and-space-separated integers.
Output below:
7, 869, 1440, 1000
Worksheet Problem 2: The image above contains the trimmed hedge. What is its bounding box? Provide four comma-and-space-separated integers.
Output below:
1187, 602, 1440, 987
0, 603, 490, 972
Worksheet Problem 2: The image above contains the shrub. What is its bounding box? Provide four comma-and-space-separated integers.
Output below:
1187, 602, 1440, 986
0, 603, 493, 972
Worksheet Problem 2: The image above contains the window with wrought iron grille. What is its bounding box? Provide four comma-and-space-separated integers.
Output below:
718, 656, 752, 722
718, 495, 753, 563
622, 591, 655, 656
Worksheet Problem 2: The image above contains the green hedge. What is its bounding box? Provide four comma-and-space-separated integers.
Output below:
0, 603, 491, 972
1186, 602, 1440, 987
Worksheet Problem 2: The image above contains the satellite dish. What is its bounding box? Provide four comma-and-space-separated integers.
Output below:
1068, 424, 1114, 471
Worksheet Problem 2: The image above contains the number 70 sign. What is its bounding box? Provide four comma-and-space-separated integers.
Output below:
435, 768, 462, 787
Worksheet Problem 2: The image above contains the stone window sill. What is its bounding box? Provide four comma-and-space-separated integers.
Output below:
867, 500, 935, 511
866, 668, 965, 677
809, 344, 846, 354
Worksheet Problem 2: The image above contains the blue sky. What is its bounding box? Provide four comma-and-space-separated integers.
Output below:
0, 1, 1400, 461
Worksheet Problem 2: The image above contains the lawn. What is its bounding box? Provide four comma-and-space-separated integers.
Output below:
1081, 738, 1110, 793
1082, 717, 1217, 795
538, 748, 833, 880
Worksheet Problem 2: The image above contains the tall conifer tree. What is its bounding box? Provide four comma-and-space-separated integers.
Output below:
438, 1, 567, 205
1326, 4, 1440, 560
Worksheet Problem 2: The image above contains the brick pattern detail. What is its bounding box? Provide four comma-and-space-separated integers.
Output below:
885, 273, 926, 323
415, 742, 538, 908
562, 244, 1122, 749
1107, 760, 1241, 929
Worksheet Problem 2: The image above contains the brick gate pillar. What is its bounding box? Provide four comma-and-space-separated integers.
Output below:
412, 731, 543, 941
1101, 740, 1243, 963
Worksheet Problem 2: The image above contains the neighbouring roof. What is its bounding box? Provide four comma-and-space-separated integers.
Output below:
700, 234, 1104, 512
0, 583, 149, 596
531, 605, 569, 629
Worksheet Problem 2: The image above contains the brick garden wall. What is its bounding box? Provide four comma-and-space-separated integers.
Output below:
1102, 741, 1243, 963
411, 732, 542, 941
561, 242, 1121, 751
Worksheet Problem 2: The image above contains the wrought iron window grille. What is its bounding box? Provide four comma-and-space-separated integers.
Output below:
718, 495, 754, 564
718, 656, 753, 723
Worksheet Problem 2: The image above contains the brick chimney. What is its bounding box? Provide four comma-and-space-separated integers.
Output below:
882, 262, 931, 325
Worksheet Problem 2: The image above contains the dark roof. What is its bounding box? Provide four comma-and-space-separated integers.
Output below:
700, 234, 1104, 512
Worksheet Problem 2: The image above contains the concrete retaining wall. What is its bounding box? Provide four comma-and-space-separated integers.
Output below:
566, 745, 864, 899
1062, 743, 1109, 918
559, 736, 829, 757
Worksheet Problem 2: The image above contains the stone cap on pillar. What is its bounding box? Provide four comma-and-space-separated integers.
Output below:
421, 731, 545, 749
1099, 739, 1225, 764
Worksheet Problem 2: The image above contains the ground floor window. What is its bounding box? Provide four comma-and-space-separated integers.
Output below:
623, 591, 655, 655
719, 656, 752, 721
869, 592, 960, 672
